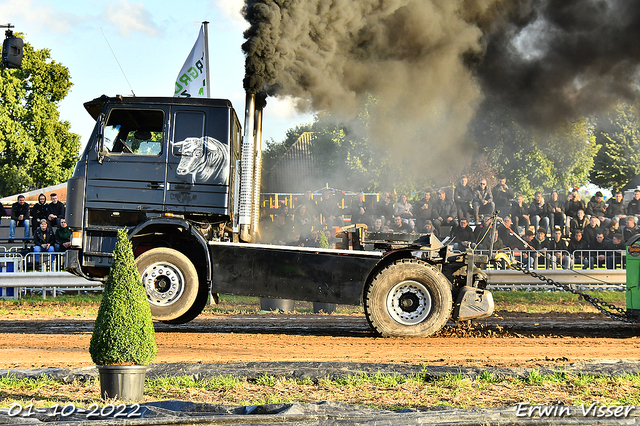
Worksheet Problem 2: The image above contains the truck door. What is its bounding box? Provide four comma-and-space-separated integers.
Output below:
86, 105, 169, 212
164, 106, 232, 215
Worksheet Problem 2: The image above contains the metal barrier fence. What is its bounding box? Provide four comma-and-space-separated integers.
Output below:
0, 248, 631, 299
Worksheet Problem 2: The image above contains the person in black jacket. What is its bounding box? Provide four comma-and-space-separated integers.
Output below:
547, 190, 565, 234
529, 191, 550, 235
454, 175, 474, 223
627, 189, 640, 218
9, 195, 30, 242
492, 176, 514, 216
568, 230, 589, 269
472, 179, 494, 224
606, 191, 626, 220
46, 193, 65, 227
30, 194, 48, 236
33, 219, 55, 265
547, 228, 570, 269
565, 189, 586, 232
623, 216, 639, 243
451, 218, 475, 251
433, 189, 457, 236
511, 194, 530, 233
606, 233, 626, 269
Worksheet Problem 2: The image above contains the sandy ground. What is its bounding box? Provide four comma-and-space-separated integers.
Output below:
1, 311, 639, 370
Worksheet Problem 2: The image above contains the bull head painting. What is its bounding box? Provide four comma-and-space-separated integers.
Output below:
172, 137, 229, 184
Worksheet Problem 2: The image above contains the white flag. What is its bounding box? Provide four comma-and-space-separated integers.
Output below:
174, 25, 207, 97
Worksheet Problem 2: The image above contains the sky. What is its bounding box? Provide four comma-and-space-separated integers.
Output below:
1, 0, 314, 151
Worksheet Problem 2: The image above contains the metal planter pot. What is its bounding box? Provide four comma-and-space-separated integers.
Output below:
97, 365, 147, 401
313, 302, 337, 314
259, 298, 294, 312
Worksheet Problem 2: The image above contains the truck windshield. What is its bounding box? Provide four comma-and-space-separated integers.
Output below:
103, 109, 164, 156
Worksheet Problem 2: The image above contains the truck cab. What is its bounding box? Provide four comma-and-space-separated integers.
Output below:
65, 95, 241, 322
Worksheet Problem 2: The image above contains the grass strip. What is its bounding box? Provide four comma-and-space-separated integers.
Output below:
2, 371, 640, 411
0, 291, 627, 316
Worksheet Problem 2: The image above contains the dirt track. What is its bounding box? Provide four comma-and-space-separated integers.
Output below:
1, 311, 639, 370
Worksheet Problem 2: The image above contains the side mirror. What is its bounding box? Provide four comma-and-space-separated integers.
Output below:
95, 113, 106, 164
2, 26, 23, 69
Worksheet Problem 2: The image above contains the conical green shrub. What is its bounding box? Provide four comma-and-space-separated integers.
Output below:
89, 228, 157, 365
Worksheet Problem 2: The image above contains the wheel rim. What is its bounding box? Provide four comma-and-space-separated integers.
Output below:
141, 262, 186, 307
386, 280, 432, 325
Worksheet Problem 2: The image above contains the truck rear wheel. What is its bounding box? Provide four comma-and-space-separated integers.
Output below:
364, 258, 452, 337
136, 248, 199, 322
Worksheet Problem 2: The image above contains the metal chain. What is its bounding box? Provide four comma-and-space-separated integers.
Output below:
511, 261, 640, 323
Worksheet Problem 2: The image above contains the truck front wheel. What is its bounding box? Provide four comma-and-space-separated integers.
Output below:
364, 259, 452, 337
136, 248, 199, 322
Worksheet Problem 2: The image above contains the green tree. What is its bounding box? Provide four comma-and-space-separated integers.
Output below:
590, 103, 640, 192
472, 101, 597, 197
0, 35, 80, 197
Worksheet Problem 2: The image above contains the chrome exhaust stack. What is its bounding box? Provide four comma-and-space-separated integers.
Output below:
251, 101, 264, 238
239, 93, 256, 242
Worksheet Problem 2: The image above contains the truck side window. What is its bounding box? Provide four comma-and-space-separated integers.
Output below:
103, 109, 164, 156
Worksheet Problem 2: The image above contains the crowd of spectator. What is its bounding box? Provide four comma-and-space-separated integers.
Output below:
7, 193, 71, 258
257, 180, 640, 270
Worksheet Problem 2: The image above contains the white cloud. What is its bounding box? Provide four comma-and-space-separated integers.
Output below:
214, 0, 247, 29
0, 0, 85, 34
105, 0, 160, 37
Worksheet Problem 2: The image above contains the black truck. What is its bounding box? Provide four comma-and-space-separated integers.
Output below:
63, 93, 493, 337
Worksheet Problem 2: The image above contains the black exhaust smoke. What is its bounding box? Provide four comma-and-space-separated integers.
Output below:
241, 0, 640, 169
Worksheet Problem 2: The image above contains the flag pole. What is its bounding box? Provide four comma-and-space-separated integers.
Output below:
203, 21, 210, 98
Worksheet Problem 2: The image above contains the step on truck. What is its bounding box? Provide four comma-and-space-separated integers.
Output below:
63, 93, 494, 337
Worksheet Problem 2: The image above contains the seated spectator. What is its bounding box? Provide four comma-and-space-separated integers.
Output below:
586, 191, 607, 222
370, 217, 386, 233
298, 190, 318, 219
258, 207, 274, 243
294, 204, 314, 237
547, 191, 565, 234
389, 215, 412, 233
350, 205, 372, 228
511, 194, 530, 233
272, 214, 295, 245
9, 195, 30, 242
54, 218, 72, 252
529, 191, 550, 235
474, 216, 494, 249
604, 217, 620, 240
529, 227, 548, 268
31, 193, 49, 235
627, 189, 640, 218
499, 216, 521, 249
516, 229, 536, 269
433, 188, 457, 236
376, 192, 394, 226
454, 175, 474, 222
492, 176, 514, 217
421, 220, 439, 239
583, 216, 602, 246
473, 179, 495, 224
33, 219, 55, 264
587, 232, 608, 269
317, 189, 344, 228
606, 191, 626, 221
451, 218, 475, 251
394, 194, 415, 230
606, 233, 626, 269
414, 191, 434, 232
565, 188, 586, 223
568, 230, 589, 269
623, 216, 639, 243
569, 209, 588, 237
47, 193, 65, 228
547, 228, 570, 269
